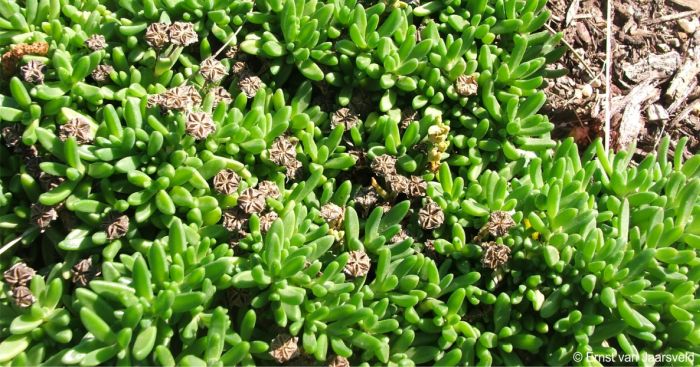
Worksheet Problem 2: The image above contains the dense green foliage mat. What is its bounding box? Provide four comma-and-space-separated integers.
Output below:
0, 0, 699, 366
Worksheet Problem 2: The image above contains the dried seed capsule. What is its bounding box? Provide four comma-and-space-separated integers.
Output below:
185, 112, 216, 140
257, 180, 280, 199
168, 22, 198, 46
285, 159, 303, 180
238, 73, 263, 98
181, 85, 202, 106
146, 94, 163, 108
145, 22, 170, 49
407, 175, 427, 197
328, 355, 350, 367
423, 239, 439, 260
31, 203, 58, 231
221, 208, 249, 234
259, 211, 279, 233
72, 257, 101, 287
390, 227, 409, 244
320, 203, 344, 227
455, 74, 478, 97
354, 186, 379, 212
3, 263, 35, 288
59, 117, 93, 144
237, 188, 265, 214
371, 154, 397, 177
84, 35, 107, 51
344, 250, 371, 277
199, 57, 228, 83
401, 108, 418, 129
213, 169, 241, 195
268, 137, 297, 166
12, 286, 35, 308
225, 46, 239, 59
270, 334, 300, 364
418, 201, 444, 230
330, 107, 361, 131
484, 211, 515, 237
91, 64, 114, 83
211, 86, 233, 105
1, 124, 23, 148
386, 174, 410, 194
103, 213, 129, 240
231, 61, 247, 75
481, 242, 511, 269
19, 60, 45, 84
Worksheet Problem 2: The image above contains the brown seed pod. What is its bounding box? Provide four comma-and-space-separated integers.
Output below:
72, 258, 101, 287
343, 250, 371, 278
237, 188, 266, 214
423, 239, 439, 260
390, 227, 409, 244
211, 86, 233, 106
1, 124, 23, 148
181, 85, 203, 106
3, 263, 35, 288
145, 22, 170, 49
386, 174, 410, 195
238, 73, 263, 98
12, 286, 35, 308
370, 154, 397, 177
19, 60, 46, 84
185, 112, 216, 140
257, 180, 280, 199
168, 22, 198, 46
59, 117, 93, 144
259, 211, 279, 233
213, 169, 241, 195
484, 211, 515, 237
455, 74, 478, 97
31, 203, 58, 231
328, 355, 350, 367
270, 334, 300, 364
418, 201, 444, 230
481, 242, 511, 269
268, 137, 297, 166
330, 107, 361, 131
231, 61, 247, 75
320, 203, 344, 227
146, 94, 163, 108
225, 45, 239, 59
284, 159, 303, 181
91, 64, 114, 83
407, 175, 427, 197
354, 186, 379, 212
84, 35, 107, 51
103, 213, 129, 240
199, 57, 228, 83
221, 208, 249, 234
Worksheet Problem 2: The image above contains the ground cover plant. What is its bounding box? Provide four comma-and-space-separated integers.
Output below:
0, 0, 699, 366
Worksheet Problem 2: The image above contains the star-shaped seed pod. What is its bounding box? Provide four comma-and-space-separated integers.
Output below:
257, 180, 280, 199
185, 112, 216, 140
19, 60, 45, 84
31, 203, 58, 231
386, 174, 411, 195
407, 175, 427, 197
481, 242, 511, 269
12, 286, 35, 308
418, 200, 444, 230
237, 188, 266, 214
91, 64, 114, 83
103, 213, 129, 240
423, 239, 439, 261
328, 355, 350, 367
285, 159, 303, 181
259, 211, 279, 233
199, 57, 228, 83
2, 124, 23, 148
211, 86, 233, 105
400, 108, 419, 129
330, 107, 361, 131
84, 35, 107, 51
231, 61, 247, 75
238, 73, 263, 98
213, 169, 241, 195
3, 263, 35, 288
354, 186, 379, 213
146, 94, 163, 108
320, 203, 344, 228
181, 85, 203, 106
390, 227, 409, 244
270, 334, 300, 364
145, 22, 170, 49
72, 258, 101, 287
225, 45, 239, 59
483, 211, 515, 238
168, 22, 198, 46
371, 154, 397, 177
344, 250, 371, 278
59, 117, 93, 144
455, 74, 478, 97
221, 208, 249, 234
268, 137, 297, 166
